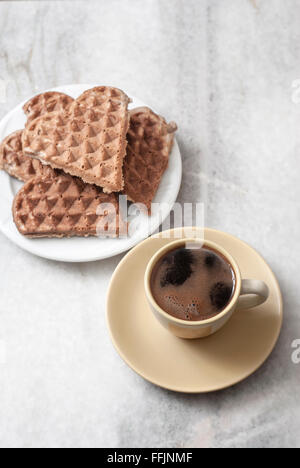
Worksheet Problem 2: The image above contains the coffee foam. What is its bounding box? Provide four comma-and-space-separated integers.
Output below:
151, 245, 235, 322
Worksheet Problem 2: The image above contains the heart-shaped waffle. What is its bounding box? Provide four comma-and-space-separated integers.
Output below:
123, 107, 177, 211
13, 174, 126, 238
0, 130, 56, 182
23, 91, 74, 124
22, 87, 130, 193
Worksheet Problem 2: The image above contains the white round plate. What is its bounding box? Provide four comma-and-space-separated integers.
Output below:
0, 84, 182, 262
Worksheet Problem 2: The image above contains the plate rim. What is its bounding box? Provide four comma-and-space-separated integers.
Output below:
0, 84, 182, 262
106, 227, 283, 393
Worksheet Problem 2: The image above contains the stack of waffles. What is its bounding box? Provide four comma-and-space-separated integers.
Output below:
0, 87, 177, 238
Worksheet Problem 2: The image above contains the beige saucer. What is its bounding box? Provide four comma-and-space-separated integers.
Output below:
106, 228, 283, 393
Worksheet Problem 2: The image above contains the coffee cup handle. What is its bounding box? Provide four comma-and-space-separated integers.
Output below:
237, 279, 269, 310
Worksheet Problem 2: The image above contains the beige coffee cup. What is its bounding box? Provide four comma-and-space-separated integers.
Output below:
144, 238, 269, 339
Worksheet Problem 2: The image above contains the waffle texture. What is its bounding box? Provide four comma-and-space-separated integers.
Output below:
123, 107, 177, 211
13, 174, 125, 238
22, 87, 130, 193
23, 92, 74, 124
0, 130, 56, 182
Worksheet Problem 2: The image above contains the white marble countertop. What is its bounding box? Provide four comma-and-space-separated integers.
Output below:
0, 0, 299, 448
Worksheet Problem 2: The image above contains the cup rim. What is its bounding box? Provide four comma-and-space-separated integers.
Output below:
144, 237, 242, 326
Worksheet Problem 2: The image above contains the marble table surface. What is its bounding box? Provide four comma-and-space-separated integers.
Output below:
0, 0, 299, 448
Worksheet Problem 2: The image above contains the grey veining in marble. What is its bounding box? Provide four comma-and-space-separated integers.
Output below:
0, 0, 299, 448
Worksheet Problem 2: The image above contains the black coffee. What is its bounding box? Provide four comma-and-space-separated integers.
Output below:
150, 244, 235, 321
